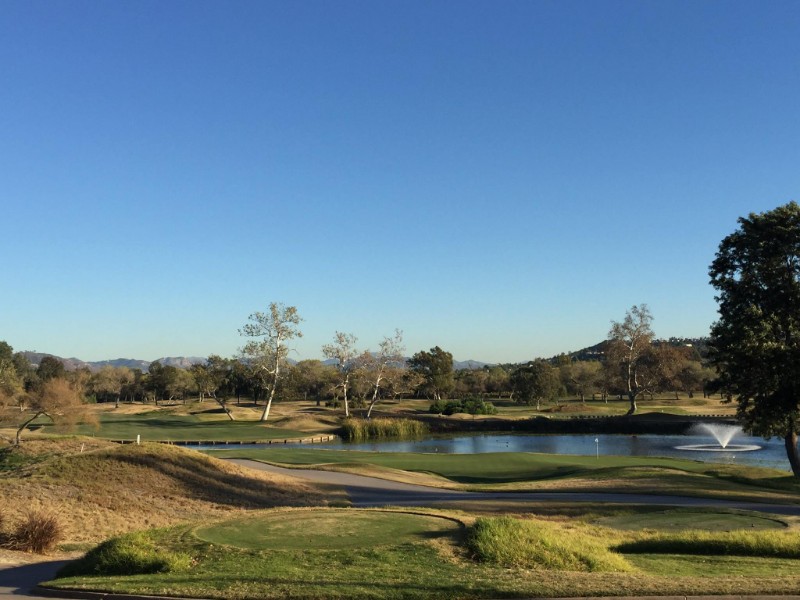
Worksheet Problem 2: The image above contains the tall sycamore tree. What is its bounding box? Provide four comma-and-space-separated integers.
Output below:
709, 201, 800, 476
240, 303, 303, 422
321, 332, 359, 418
606, 304, 657, 415
362, 330, 405, 418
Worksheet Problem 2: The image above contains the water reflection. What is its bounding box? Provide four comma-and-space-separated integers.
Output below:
322, 433, 789, 471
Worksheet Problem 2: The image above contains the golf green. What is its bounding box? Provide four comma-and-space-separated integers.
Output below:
193, 509, 461, 550
595, 509, 787, 531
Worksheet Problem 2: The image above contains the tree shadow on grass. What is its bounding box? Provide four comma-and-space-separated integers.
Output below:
111, 450, 335, 509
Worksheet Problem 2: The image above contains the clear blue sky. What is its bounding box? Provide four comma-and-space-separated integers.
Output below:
2, 0, 799, 363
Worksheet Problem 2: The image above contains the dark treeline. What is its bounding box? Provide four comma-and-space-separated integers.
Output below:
1, 331, 716, 420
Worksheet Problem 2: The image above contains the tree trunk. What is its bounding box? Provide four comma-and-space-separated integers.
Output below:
213, 395, 235, 421
785, 431, 800, 477
16, 412, 48, 445
366, 381, 381, 419
626, 392, 637, 415
260, 386, 275, 421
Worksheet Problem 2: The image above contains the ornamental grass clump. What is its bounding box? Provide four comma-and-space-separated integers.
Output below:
58, 531, 191, 577
467, 516, 631, 572
616, 529, 800, 559
0, 510, 63, 554
342, 418, 427, 441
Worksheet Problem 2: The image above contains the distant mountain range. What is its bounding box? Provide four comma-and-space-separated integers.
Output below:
19, 339, 706, 374
21, 352, 206, 373
20, 352, 493, 373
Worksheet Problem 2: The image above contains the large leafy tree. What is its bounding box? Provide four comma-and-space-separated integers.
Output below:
510, 361, 559, 410
0, 342, 23, 400
192, 356, 235, 420
562, 360, 602, 403
90, 366, 134, 408
240, 302, 303, 422
408, 346, 454, 401
709, 201, 800, 476
286, 360, 336, 403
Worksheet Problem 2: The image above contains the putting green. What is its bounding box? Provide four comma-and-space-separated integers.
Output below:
596, 510, 787, 532
193, 509, 460, 550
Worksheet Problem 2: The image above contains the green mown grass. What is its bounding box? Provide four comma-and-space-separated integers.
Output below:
205, 447, 800, 501
595, 508, 788, 531
65, 412, 308, 442
47, 508, 800, 599
206, 447, 721, 481
193, 509, 459, 550
625, 553, 800, 577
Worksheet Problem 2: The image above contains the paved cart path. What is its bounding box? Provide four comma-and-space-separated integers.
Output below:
228, 458, 800, 516
0, 560, 71, 600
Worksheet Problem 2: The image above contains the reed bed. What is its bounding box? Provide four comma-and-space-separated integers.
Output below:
341, 417, 428, 442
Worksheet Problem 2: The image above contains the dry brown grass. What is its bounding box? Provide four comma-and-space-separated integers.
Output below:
0, 438, 341, 544
269, 414, 341, 431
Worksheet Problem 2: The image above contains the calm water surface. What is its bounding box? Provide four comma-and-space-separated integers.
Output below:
210, 432, 791, 472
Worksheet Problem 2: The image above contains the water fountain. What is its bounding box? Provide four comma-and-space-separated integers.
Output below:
675, 423, 761, 452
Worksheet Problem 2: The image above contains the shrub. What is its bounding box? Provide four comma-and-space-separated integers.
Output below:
462, 398, 498, 415
4, 510, 63, 554
467, 516, 630, 572
429, 398, 498, 415
58, 531, 191, 577
429, 400, 447, 414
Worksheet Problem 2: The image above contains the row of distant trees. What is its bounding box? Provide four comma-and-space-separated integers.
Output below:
0, 346, 96, 444
0, 303, 713, 432
5, 202, 800, 474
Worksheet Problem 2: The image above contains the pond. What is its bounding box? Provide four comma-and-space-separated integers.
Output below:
323, 433, 789, 471
205, 431, 791, 472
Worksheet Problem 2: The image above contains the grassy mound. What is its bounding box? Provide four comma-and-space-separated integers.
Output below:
58, 531, 191, 576
0, 439, 335, 543
467, 516, 631, 572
